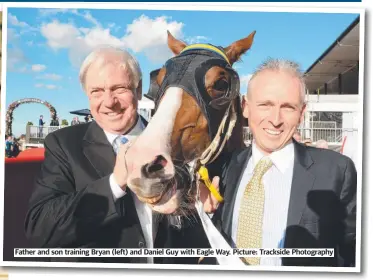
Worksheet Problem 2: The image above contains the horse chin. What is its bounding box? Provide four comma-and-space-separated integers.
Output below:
149, 183, 181, 215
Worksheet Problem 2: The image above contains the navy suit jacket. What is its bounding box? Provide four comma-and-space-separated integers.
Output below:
211, 141, 357, 267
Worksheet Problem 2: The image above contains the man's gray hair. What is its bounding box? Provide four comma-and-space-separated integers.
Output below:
247, 58, 307, 105
79, 46, 142, 90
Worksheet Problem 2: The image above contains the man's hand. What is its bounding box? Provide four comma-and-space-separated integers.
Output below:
199, 176, 221, 213
113, 141, 134, 190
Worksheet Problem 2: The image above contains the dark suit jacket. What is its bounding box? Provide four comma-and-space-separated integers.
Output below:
212, 140, 357, 267
25, 118, 211, 264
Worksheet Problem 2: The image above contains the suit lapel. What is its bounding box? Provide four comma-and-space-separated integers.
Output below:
82, 121, 116, 178
82, 116, 148, 178
221, 146, 252, 239
286, 141, 316, 227
82, 121, 149, 245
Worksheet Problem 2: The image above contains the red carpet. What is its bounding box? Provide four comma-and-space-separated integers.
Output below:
5, 148, 45, 163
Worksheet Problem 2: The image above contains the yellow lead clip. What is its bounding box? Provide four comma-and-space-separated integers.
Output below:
198, 165, 224, 203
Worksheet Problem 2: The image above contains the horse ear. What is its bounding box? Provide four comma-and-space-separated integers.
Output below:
224, 31, 256, 64
167, 30, 187, 55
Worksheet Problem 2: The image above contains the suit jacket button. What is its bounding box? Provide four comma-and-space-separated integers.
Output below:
138, 241, 145, 248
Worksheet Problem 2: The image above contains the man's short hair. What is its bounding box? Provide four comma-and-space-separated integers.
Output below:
247, 58, 307, 105
79, 46, 142, 90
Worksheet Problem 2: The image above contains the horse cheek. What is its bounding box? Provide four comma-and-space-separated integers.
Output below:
180, 127, 194, 161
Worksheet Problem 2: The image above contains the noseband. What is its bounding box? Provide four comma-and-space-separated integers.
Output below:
146, 43, 240, 167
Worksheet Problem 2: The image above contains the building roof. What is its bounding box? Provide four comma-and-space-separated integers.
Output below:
303, 16, 360, 93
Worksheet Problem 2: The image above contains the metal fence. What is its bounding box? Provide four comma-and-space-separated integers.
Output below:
26, 125, 68, 144
25, 123, 357, 152
243, 124, 357, 150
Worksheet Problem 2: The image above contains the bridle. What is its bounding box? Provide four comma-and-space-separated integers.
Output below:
145, 43, 241, 203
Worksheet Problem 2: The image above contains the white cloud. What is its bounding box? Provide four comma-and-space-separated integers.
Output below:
122, 15, 184, 63
39, 13, 206, 66
40, 19, 124, 67
240, 73, 253, 92
34, 83, 59, 90
8, 13, 29, 28
7, 28, 20, 43
41, 20, 81, 50
7, 48, 29, 71
107, 22, 121, 33
31, 64, 47, 72
45, 84, 58, 90
185, 35, 209, 45
18, 66, 28, 73
38, 8, 71, 16
123, 15, 183, 51
37, 73, 63, 80
8, 13, 38, 34
39, 8, 100, 27
82, 11, 101, 27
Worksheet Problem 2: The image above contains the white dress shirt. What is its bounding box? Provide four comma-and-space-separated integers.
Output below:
103, 116, 156, 263
232, 141, 295, 266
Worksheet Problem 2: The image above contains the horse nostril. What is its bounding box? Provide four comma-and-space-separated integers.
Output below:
146, 155, 168, 174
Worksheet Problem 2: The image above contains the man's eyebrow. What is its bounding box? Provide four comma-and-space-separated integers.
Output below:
281, 102, 297, 107
255, 100, 298, 107
89, 84, 132, 91
256, 100, 274, 104
90, 86, 102, 91
110, 84, 132, 90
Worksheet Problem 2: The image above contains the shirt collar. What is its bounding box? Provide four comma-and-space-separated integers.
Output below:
251, 140, 294, 174
104, 115, 145, 146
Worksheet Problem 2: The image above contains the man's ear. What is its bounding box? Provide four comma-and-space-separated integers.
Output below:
136, 79, 142, 101
242, 95, 250, 119
299, 103, 307, 125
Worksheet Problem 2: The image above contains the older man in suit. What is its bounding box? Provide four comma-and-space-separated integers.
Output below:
201, 58, 357, 267
25, 46, 210, 264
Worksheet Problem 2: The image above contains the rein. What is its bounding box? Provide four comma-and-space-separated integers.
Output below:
194, 98, 237, 203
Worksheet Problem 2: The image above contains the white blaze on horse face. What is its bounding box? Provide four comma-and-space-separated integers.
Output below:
140, 86, 183, 154
126, 87, 183, 214
127, 87, 183, 186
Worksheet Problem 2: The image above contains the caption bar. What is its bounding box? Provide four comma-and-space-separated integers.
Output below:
14, 248, 334, 258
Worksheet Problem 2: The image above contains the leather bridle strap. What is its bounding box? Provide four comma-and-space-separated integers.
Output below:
198, 99, 237, 165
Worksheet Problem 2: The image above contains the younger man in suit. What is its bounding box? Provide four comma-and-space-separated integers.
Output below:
201, 58, 357, 267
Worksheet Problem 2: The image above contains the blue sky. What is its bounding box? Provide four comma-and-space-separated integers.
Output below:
5, 7, 358, 137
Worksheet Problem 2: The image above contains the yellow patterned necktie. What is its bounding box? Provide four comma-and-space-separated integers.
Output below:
236, 157, 273, 265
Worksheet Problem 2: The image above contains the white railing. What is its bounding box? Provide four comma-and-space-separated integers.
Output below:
26, 125, 68, 143
243, 126, 357, 148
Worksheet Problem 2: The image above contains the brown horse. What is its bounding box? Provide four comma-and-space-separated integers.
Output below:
124, 31, 256, 216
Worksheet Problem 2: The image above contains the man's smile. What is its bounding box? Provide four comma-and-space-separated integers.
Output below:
264, 128, 282, 136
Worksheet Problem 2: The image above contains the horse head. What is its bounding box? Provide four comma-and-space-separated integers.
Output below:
125, 31, 256, 215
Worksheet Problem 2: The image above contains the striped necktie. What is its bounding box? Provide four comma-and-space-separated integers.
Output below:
236, 157, 273, 265
113, 135, 128, 154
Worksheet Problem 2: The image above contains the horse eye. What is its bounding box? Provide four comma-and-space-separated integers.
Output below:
213, 79, 229, 92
